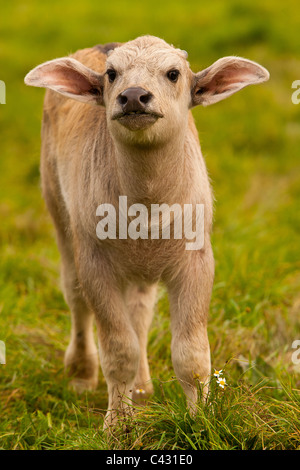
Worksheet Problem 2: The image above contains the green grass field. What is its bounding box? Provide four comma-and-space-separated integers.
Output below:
0, 0, 300, 450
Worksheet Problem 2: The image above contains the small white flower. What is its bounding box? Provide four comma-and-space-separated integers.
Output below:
135, 388, 146, 395
217, 377, 227, 389
214, 369, 223, 377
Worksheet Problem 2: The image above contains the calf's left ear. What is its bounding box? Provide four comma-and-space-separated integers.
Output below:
191, 56, 269, 107
24, 57, 104, 105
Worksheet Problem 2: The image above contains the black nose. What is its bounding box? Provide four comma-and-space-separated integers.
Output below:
117, 87, 152, 113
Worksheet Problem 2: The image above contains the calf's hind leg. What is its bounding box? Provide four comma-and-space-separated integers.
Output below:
125, 284, 157, 403
42, 182, 99, 393
60, 242, 99, 393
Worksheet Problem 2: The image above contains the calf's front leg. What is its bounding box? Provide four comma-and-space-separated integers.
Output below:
75, 242, 140, 427
166, 243, 214, 413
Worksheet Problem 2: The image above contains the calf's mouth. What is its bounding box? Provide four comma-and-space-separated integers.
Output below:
112, 110, 164, 131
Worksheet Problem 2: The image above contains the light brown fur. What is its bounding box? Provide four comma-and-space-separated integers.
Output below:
24, 35, 269, 427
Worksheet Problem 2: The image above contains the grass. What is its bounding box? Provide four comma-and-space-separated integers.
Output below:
0, 0, 300, 450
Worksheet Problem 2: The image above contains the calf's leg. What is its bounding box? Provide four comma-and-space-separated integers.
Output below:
75, 243, 140, 427
166, 243, 214, 413
60, 244, 99, 393
125, 284, 157, 403
42, 182, 99, 392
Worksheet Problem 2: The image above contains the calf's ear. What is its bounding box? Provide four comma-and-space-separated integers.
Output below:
24, 57, 104, 105
191, 56, 269, 107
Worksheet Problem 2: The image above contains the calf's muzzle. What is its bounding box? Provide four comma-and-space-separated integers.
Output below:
117, 87, 153, 114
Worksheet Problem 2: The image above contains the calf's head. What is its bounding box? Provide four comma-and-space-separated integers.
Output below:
25, 35, 269, 146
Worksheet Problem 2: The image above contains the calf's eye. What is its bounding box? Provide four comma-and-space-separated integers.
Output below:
167, 69, 180, 83
106, 68, 117, 83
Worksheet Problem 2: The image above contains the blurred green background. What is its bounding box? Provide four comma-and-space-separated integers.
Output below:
0, 0, 300, 449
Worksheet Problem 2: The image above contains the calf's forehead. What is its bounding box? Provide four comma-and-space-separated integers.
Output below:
106, 37, 189, 73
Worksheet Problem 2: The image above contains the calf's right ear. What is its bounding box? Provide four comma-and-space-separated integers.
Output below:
24, 57, 104, 105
